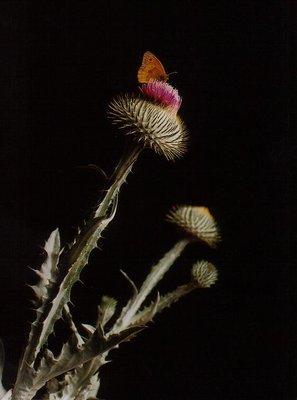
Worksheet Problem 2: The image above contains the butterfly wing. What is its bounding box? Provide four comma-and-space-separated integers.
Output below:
137, 51, 169, 83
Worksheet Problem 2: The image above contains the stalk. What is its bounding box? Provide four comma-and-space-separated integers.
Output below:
111, 238, 190, 334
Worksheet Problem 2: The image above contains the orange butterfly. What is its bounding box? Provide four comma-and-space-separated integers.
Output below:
137, 51, 169, 83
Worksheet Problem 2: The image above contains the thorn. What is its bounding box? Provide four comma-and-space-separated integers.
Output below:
120, 270, 138, 295
74, 163, 108, 180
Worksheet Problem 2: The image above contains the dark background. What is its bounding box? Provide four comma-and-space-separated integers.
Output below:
0, 1, 294, 399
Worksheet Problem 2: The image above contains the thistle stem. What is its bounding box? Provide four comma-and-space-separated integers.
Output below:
130, 282, 196, 326
111, 238, 190, 333
95, 141, 143, 218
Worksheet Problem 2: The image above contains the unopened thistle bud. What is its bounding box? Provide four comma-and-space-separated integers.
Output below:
166, 205, 220, 247
191, 260, 218, 288
108, 82, 187, 161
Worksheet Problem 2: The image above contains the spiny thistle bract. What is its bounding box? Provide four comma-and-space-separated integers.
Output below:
108, 81, 188, 161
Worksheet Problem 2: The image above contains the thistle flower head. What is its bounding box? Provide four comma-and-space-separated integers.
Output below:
108, 82, 187, 161
191, 260, 218, 288
140, 81, 182, 113
166, 205, 220, 247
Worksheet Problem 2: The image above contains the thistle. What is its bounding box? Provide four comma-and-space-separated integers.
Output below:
0, 55, 221, 400
108, 81, 187, 162
95, 81, 187, 220
112, 205, 220, 333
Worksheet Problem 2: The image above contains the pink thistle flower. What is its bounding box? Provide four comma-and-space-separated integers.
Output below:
139, 81, 182, 113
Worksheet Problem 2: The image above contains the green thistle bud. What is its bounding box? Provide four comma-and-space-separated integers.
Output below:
191, 261, 218, 288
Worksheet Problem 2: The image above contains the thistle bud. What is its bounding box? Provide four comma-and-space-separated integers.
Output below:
191, 260, 218, 288
166, 205, 220, 247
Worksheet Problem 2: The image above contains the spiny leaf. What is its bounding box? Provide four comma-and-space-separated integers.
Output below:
111, 239, 188, 334
63, 305, 85, 347
97, 296, 117, 330
13, 207, 117, 400
20, 325, 144, 398
30, 229, 61, 307
120, 270, 138, 297
128, 294, 160, 327
47, 364, 103, 400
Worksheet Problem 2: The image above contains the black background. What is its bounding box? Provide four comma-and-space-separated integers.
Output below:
0, 1, 294, 399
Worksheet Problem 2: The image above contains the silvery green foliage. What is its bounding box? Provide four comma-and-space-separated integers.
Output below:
0, 80, 220, 400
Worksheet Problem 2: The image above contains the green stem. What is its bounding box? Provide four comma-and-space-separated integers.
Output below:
95, 141, 143, 218
111, 238, 190, 334
130, 282, 196, 326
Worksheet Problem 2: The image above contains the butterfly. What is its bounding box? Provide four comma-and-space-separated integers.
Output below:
137, 51, 169, 83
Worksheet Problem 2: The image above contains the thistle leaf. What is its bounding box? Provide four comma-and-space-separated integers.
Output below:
12, 207, 118, 400
30, 229, 61, 307
47, 367, 102, 400
63, 305, 85, 347
111, 239, 188, 334
97, 296, 117, 330
0, 389, 12, 400
128, 294, 160, 327
120, 270, 138, 297
81, 324, 96, 336
16, 325, 144, 398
